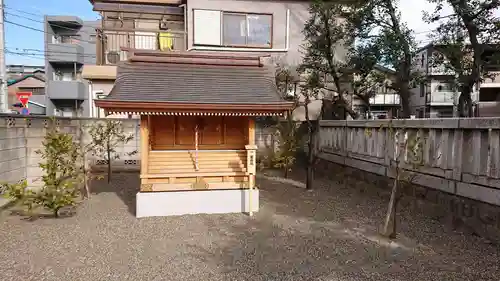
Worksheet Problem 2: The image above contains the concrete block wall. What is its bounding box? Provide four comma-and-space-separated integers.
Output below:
0, 116, 141, 191
0, 118, 27, 185
80, 119, 140, 171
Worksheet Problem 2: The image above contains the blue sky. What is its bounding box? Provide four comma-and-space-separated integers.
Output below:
5, 0, 99, 66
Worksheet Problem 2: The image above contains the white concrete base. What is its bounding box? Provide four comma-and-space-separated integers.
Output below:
136, 189, 259, 218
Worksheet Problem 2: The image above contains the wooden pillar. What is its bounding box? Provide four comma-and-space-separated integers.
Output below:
246, 117, 257, 215
248, 117, 255, 145
140, 115, 150, 185
246, 117, 257, 188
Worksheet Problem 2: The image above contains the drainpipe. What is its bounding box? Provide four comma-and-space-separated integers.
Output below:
179, 4, 187, 50
89, 81, 93, 118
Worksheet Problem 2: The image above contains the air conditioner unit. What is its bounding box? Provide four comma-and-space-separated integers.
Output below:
106, 51, 120, 65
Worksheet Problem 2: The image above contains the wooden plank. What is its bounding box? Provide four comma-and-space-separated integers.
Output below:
248, 117, 255, 145
148, 168, 247, 174
148, 162, 246, 168
140, 115, 149, 181
141, 171, 248, 178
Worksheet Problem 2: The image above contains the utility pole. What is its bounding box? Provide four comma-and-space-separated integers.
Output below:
0, 0, 7, 113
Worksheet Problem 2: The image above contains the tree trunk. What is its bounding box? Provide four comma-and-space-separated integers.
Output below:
383, 170, 399, 237
54, 207, 60, 218
107, 142, 112, 184
82, 155, 90, 199
458, 90, 473, 117
305, 96, 314, 190
399, 87, 412, 119
306, 128, 315, 190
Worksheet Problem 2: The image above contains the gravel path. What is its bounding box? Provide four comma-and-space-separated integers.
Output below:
0, 172, 499, 281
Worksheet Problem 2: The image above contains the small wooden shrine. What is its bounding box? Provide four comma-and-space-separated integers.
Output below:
95, 49, 293, 217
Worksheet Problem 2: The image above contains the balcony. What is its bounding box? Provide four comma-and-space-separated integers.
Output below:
428, 65, 455, 76
47, 16, 83, 27
47, 80, 87, 100
427, 91, 457, 106
98, 29, 186, 65
369, 93, 400, 105
47, 41, 84, 64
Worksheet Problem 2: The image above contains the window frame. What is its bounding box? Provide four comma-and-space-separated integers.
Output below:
192, 9, 273, 49
221, 11, 273, 49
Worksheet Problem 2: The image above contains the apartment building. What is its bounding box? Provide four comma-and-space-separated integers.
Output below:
410, 44, 458, 118
83, 0, 318, 118
354, 65, 401, 119
44, 16, 99, 117
410, 43, 500, 118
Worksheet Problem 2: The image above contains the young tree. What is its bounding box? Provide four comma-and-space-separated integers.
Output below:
87, 120, 137, 183
347, 0, 420, 118
35, 127, 83, 217
424, 0, 500, 117
274, 65, 302, 178
2, 124, 83, 218
300, 71, 323, 189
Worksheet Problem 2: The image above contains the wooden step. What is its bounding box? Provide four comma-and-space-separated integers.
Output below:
148, 160, 246, 167
149, 157, 246, 163
148, 168, 247, 174
149, 155, 246, 161
141, 171, 248, 179
148, 165, 246, 173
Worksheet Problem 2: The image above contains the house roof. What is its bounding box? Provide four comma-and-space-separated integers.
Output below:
95, 50, 294, 115
7, 74, 45, 86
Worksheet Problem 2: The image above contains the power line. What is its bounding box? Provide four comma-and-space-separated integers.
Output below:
5, 19, 96, 44
5, 50, 45, 60
5, 11, 97, 36
3, 4, 100, 30
6, 47, 97, 58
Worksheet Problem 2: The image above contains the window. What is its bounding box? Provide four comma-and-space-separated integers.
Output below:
421, 53, 425, 67
193, 9, 272, 48
54, 71, 74, 81
222, 13, 272, 47
420, 82, 425, 97
52, 35, 80, 44
436, 83, 454, 92
93, 91, 106, 118
54, 71, 81, 81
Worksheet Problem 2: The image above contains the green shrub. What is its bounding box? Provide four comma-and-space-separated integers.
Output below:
2, 124, 83, 218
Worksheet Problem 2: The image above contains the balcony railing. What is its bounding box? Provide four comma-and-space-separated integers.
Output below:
427, 91, 457, 105
97, 29, 186, 65
428, 65, 455, 76
52, 35, 81, 45
369, 93, 400, 105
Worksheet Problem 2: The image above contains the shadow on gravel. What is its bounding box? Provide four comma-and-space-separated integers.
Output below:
89, 172, 140, 216
186, 179, 434, 281
187, 173, 500, 280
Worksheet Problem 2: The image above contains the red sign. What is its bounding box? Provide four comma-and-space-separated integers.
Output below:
16, 92, 32, 107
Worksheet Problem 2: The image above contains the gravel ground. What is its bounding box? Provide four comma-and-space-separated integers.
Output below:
0, 171, 499, 281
